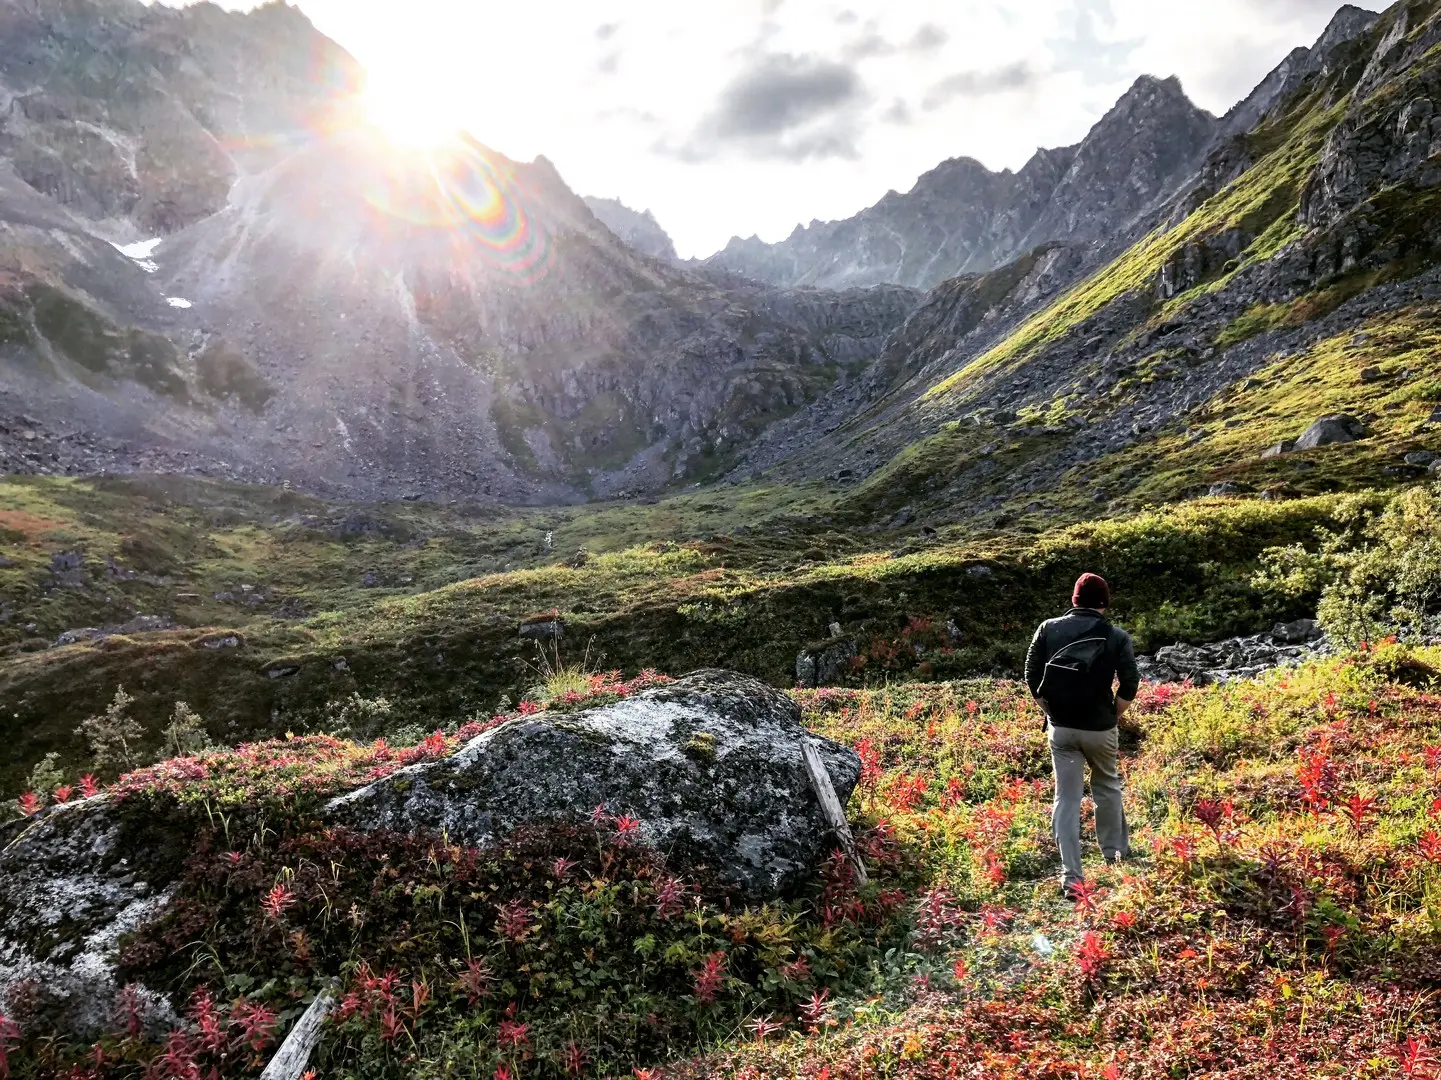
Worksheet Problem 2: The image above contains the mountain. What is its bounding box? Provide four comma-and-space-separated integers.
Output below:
700, 6, 1381, 296
730, 0, 1441, 530
0, 0, 917, 501
0, 0, 1432, 519
701, 75, 1218, 291
583, 196, 678, 261
0, 0, 362, 238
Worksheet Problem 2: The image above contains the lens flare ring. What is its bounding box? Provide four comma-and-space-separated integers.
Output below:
362, 141, 551, 283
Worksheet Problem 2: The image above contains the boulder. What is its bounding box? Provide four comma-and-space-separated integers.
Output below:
795, 636, 859, 689
0, 671, 861, 1037
329, 670, 859, 899
0, 799, 189, 1039
1294, 414, 1368, 451
1404, 450, 1437, 467
1272, 618, 1322, 645
1142, 621, 1330, 684
519, 617, 565, 642
1261, 440, 1293, 458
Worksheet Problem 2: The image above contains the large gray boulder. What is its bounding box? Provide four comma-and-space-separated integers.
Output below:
1294, 414, 1368, 450
328, 670, 860, 899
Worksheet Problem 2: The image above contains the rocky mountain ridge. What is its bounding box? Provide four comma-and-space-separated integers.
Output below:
583, 196, 678, 262
721, 0, 1436, 522
700, 7, 1381, 295
701, 73, 1216, 292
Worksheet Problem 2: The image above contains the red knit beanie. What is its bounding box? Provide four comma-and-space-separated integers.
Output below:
1072, 573, 1110, 609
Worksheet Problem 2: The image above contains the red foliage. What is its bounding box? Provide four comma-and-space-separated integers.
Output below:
691, 952, 727, 1005
1076, 931, 1110, 981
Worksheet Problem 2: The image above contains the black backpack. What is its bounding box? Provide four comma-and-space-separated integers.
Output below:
1037, 617, 1114, 726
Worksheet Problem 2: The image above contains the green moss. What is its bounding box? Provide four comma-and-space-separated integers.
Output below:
1216, 302, 1293, 348
28, 284, 192, 403
684, 730, 717, 763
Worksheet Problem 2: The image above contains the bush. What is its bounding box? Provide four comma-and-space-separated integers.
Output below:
75, 685, 145, 776
162, 701, 213, 759
1256, 485, 1441, 644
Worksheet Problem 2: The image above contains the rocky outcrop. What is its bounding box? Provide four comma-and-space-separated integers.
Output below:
0, 0, 362, 237
0, 670, 862, 1037
1137, 619, 1328, 684
584, 196, 679, 261
328, 670, 860, 899
796, 635, 859, 688
1295, 414, 1370, 450
702, 75, 1217, 292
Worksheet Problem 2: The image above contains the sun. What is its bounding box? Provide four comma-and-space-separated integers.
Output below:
361, 68, 469, 149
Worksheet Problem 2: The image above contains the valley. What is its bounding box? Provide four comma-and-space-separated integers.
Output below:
2, 0, 1441, 1076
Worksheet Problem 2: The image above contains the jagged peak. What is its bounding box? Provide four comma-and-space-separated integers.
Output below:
1115, 73, 1205, 114
1315, 4, 1382, 54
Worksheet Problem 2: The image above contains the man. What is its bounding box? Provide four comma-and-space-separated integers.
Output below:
1024, 572, 1139, 898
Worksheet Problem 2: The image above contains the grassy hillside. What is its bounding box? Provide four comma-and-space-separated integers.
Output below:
1, 466, 1364, 795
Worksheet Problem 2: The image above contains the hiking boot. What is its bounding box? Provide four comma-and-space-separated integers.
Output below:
1061, 879, 1086, 901
1104, 849, 1128, 866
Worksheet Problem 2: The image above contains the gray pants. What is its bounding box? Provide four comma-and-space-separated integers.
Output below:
1048, 724, 1129, 886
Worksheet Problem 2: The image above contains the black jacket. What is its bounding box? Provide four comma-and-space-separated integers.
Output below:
1024, 608, 1140, 731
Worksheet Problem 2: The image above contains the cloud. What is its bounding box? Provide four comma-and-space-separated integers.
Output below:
595, 22, 618, 40
713, 53, 861, 137
663, 51, 869, 162
1047, 0, 1143, 86
843, 30, 893, 60
909, 23, 948, 52
920, 61, 1037, 110
881, 99, 912, 125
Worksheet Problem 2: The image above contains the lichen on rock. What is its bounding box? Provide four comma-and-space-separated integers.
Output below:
0, 798, 188, 1038
327, 669, 861, 899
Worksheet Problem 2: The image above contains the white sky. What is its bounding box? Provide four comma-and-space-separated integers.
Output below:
172, 0, 1383, 258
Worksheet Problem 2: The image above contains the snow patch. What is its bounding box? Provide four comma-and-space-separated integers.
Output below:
165, 297, 193, 309
111, 237, 161, 273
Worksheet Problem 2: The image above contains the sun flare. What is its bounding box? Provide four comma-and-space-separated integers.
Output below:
361, 69, 468, 149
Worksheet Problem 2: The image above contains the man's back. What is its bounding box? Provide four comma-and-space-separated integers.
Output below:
1025, 608, 1139, 730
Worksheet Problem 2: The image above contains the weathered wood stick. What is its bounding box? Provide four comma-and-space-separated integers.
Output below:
259, 988, 336, 1080
801, 738, 869, 888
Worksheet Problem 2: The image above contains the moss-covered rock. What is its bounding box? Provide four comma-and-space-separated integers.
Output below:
327, 669, 860, 899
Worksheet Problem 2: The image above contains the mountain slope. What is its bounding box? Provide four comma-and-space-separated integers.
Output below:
583, 196, 678, 261
0, 0, 362, 238
0, 0, 919, 501
742, 0, 1441, 531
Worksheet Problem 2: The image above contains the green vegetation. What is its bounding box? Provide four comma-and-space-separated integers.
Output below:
1256, 485, 1441, 645
29, 282, 193, 403
10, 649, 1440, 1077
0, 463, 1372, 794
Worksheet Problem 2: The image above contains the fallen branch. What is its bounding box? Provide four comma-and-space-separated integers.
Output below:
260, 988, 335, 1080
801, 738, 869, 887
